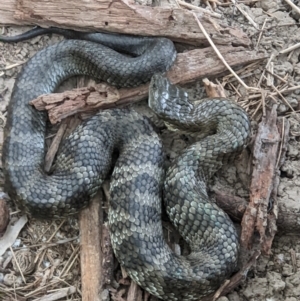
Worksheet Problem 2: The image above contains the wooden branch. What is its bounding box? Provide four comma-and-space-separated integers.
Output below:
241, 105, 280, 254
30, 46, 266, 124
212, 189, 300, 234
200, 251, 260, 301
0, 199, 10, 236
0, 0, 251, 47
44, 120, 68, 172
79, 193, 102, 301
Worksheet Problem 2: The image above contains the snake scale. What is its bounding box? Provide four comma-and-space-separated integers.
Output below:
1, 28, 251, 300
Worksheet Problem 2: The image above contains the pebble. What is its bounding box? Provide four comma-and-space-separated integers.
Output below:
266, 271, 286, 294
217, 297, 229, 301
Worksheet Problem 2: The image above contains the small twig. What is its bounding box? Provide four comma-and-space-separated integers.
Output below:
280, 42, 300, 54
232, 0, 259, 30
261, 90, 266, 117
276, 117, 285, 169
177, 0, 222, 18
44, 120, 69, 172
283, 0, 300, 15
218, 0, 260, 6
192, 13, 259, 92
290, 249, 297, 273
30, 286, 76, 301
266, 62, 274, 87
212, 280, 230, 301
271, 84, 295, 112
265, 69, 289, 85
14, 237, 78, 250
275, 84, 300, 94
9, 246, 26, 284
256, 18, 269, 48
3, 61, 25, 70
60, 245, 80, 277
257, 53, 275, 87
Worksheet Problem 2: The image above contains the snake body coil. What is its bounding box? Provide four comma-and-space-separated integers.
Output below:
2, 30, 251, 300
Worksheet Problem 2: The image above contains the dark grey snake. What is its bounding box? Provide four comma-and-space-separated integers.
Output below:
1, 28, 251, 300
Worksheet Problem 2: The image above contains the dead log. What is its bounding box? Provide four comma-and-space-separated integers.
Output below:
30, 46, 266, 124
0, 0, 250, 47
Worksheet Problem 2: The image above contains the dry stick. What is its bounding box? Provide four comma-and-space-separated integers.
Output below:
60, 245, 80, 277
44, 120, 69, 173
9, 246, 26, 284
280, 42, 300, 54
200, 250, 261, 301
4, 61, 26, 70
265, 69, 289, 85
257, 53, 275, 88
241, 105, 280, 253
284, 0, 300, 15
177, 0, 222, 18
79, 192, 102, 301
271, 84, 295, 112
232, 0, 259, 29
256, 18, 269, 48
192, 12, 259, 92
0, 199, 9, 235
262, 117, 289, 254
261, 90, 266, 117
127, 281, 143, 301
276, 118, 285, 169
276, 84, 300, 94
33, 286, 76, 301
211, 280, 230, 301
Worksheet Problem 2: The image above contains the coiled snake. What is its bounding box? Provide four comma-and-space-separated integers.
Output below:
1, 29, 251, 300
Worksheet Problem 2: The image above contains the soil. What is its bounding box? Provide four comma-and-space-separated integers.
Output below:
0, 1, 300, 301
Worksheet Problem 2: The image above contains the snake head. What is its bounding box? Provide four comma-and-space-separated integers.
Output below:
149, 73, 191, 118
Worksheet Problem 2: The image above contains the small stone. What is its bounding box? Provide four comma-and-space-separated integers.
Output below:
217, 297, 229, 301
288, 145, 299, 158
266, 271, 286, 294
282, 264, 294, 277
242, 277, 268, 299
3, 273, 17, 286
277, 104, 288, 114
227, 291, 240, 301
285, 271, 300, 296
257, 0, 280, 11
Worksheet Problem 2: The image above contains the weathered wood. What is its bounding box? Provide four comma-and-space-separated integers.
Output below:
79, 191, 105, 301
0, 0, 250, 47
127, 281, 143, 301
0, 0, 23, 25
240, 105, 280, 254
0, 199, 10, 236
44, 120, 68, 172
30, 46, 266, 124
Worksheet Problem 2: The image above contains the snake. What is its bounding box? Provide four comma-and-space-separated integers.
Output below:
1, 28, 251, 300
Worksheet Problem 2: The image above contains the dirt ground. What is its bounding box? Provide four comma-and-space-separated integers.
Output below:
0, 0, 300, 300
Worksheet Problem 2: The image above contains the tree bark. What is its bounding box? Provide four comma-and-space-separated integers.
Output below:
0, 0, 251, 47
